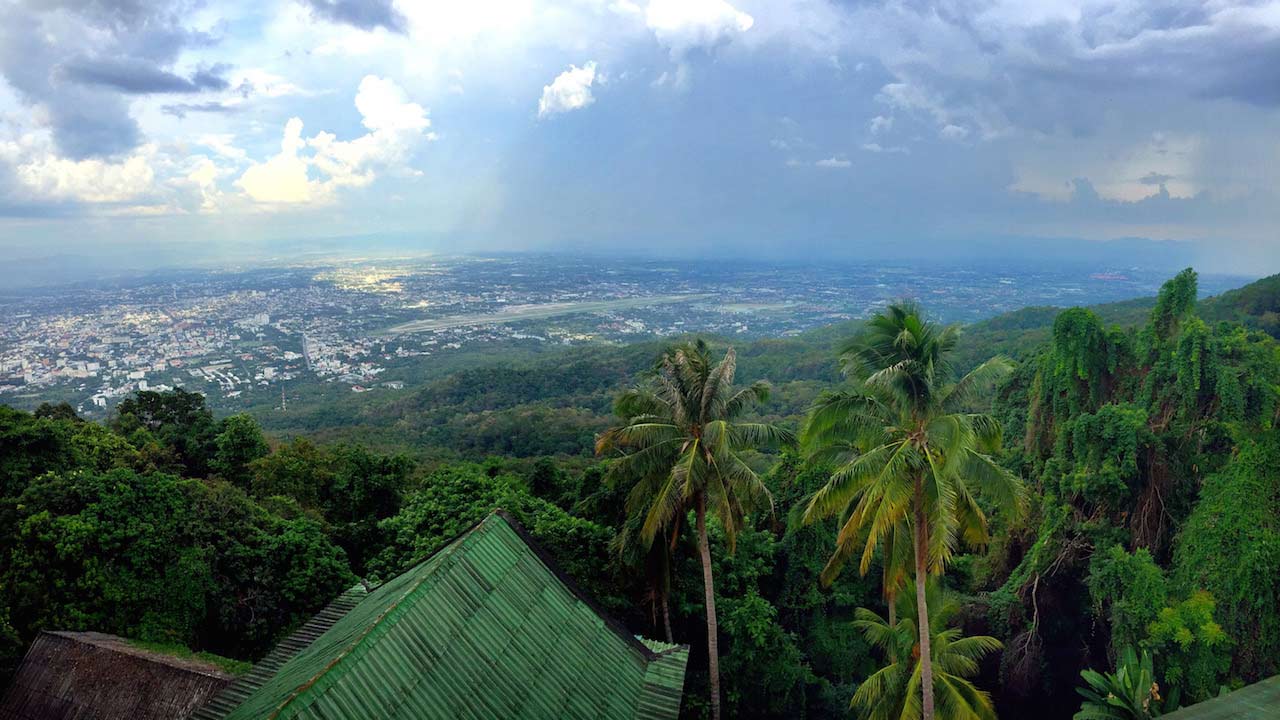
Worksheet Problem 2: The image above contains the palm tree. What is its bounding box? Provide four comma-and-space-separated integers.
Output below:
597, 340, 793, 720
853, 581, 1002, 720
800, 303, 1025, 720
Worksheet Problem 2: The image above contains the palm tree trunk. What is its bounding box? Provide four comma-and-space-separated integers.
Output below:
696, 494, 721, 720
913, 490, 935, 720
661, 587, 673, 643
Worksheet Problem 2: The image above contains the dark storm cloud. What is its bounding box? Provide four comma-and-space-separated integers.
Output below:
859, 0, 1280, 141
60, 59, 230, 94
0, 0, 221, 159
301, 0, 407, 33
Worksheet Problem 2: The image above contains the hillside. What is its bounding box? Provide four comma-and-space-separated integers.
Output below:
257, 271, 1279, 463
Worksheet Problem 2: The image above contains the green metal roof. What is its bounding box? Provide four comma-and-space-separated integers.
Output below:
1162, 676, 1280, 719
209, 511, 688, 720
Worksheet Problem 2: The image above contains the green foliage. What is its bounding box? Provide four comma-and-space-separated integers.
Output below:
126, 639, 253, 675
213, 413, 269, 489
1146, 268, 1198, 349
1142, 591, 1229, 705
112, 388, 218, 477
1171, 438, 1280, 680
1049, 308, 1129, 415
1057, 404, 1151, 509
371, 463, 622, 609
250, 437, 328, 506
1075, 647, 1165, 720
1088, 545, 1168, 653
851, 582, 1002, 720
0, 468, 353, 660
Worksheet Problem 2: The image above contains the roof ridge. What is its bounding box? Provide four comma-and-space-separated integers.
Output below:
263, 515, 497, 719
493, 509, 664, 661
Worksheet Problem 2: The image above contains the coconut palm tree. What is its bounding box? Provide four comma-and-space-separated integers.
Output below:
597, 339, 793, 720
801, 303, 1025, 720
852, 581, 1002, 720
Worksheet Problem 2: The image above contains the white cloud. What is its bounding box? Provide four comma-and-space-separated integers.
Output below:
861, 143, 908, 154
187, 157, 226, 212
816, 156, 851, 168
940, 124, 969, 141
869, 115, 893, 134
0, 133, 158, 204
237, 118, 315, 204
646, 0, 754, 55
355, 75, 431, 132
237, 76, 434, 206
538, 62, 599, 118
198, 134, 247, 162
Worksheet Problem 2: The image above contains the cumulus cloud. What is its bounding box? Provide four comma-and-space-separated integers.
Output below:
538, 62, 599, 118
237, 118, 315, 204
0, 137, 158, 204
646, 0, 754, 55
646, 0, 753, 85
237, 76, 434, 205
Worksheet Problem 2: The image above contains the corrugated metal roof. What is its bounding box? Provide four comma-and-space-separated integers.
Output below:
1162, 676, 1280, 719
191, 584, 369, 720
207, 511, 689, 720
0, 631, 232, 720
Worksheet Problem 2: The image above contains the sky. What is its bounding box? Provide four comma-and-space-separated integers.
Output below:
0, 0, 1278, 276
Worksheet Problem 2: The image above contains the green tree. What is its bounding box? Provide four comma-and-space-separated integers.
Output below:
250, 437, 330, 507
112, 389, 217, 477
801, 303, 1025, 720
596, 340, 793, 720
1087, 545, 1168, 653
1142, 592, 1229, 706
212, 414, 269, 489
851, 582, 1002, 720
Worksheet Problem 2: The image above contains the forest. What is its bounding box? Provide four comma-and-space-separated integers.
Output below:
0, 268, 1277, 719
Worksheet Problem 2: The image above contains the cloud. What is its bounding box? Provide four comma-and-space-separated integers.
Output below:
0, 0, 212, 159
59, 59, 230, 94
161, 102, 242, 118
861, 143, 908, 154
646, 0, 754, 56
940, 124, 969, 141
238, 118, 314, 203
197, 135, 248, 162
538, 62, 599, 118
1140, 172, 1176, 186
237, 76, 434, 205
815, 156, 851, 168
301, 0, 408, 34
1, 137, 158, 204
869, 115, 893, 134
